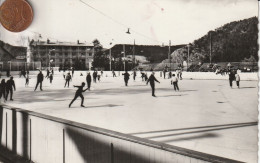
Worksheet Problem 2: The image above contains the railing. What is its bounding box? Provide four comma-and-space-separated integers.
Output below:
0, 105, 243, 163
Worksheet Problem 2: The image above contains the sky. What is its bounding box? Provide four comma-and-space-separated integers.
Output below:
0, 0, 258, 48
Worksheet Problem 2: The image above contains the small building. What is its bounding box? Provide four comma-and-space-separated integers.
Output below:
0, 41, 27, 71
29, 40, 94, 70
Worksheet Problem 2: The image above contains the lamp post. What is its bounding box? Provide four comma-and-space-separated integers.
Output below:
187, 44, 190, 71
123, 44, 126, 71
48, 49, 55, 69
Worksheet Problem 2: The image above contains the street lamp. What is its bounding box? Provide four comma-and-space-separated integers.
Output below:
48, 49, 55, 69
187, 43, 191, 71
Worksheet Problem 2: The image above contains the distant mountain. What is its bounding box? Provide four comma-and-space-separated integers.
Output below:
171, 17, 258, 64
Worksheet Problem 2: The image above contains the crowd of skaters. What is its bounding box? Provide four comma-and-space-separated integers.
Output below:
0, 67, 244, 107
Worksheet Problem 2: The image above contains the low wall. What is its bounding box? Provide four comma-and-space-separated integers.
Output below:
0, 105, 243, 163
0, 70, 257, 81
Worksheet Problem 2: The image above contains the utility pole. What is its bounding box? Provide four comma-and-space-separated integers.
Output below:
123, 44, 125, 71
169, 40, 171, 71
210, 32, 212, 64
109, 48, 112, 71
133, 39, 135, 69
187, 44, 190, 71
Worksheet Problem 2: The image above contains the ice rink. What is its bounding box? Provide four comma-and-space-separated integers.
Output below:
1, 71, 258, 163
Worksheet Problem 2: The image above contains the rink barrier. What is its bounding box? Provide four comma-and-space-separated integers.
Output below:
0, 105, 244, 163
0, 70, 257, 81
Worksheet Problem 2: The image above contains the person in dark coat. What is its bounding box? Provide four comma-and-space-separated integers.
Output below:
71, 67, 74, 77
25, 74, 30, 87
6, 76, 16, 101
34, 71, 44, 91
49, 73, 53, 84
147, 72, 160, 97
45, 69, 50, 78
64, 73, 72, 87
86, 72, 92, 90
93, 71, 97, 83
163, 69, 167, 79
229, 71, 235, 88
122, 71, 130, 86
132, 70, 137, 81
69, 82, 89, 108
0, 79, 6, 101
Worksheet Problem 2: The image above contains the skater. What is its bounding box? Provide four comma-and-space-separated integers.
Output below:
235, 73, 240, 88
179, 69, 183, 80
25, 74, 30, 87
97, 73, 101, 82
122, 71, 130, 86
93, 71, 97, 83
171, 74, 179, 91
72, 67, 74, 77
63, 70, 66, 79
112, 70, 116, 77
163, 69, 167, 79
51, 68, 54, 75
144, 73, 148, 81
101, 70, 103, 77
49, 73, 53, 84
69, 82, 89, 108
0, 79, 6, 101
6, 76, 16, 101
45, 69, 50, 78
228, 71, 235, 88
132, 70, 137, 81
147, 72, 160, 97
141, 72, 145, 81
86, 72, 91, 90
64, 73, 72, 87
168, 71, 172, 79
34, 71, 44, 91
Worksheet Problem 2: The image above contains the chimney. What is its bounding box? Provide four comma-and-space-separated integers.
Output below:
47, 39, 50, 44
77, 40, 80, 44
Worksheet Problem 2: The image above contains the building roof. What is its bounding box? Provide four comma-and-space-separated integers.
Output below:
30, 40, 93, 47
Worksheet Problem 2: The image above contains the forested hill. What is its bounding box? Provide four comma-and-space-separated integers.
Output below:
172, 17, 258, 63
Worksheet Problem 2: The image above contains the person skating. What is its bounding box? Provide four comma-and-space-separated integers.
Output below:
86, 72, 91, 90
171, 74, 179, 91
144, 73, 148, 81
97, 73, 101, 82
6, 76, 16, 101
69, 82, 89, 108
25, 74, 30, 87
101, 70, 103, 77
49, 73, 53, 84
64, 73, 72, 87
147, 72, 160, 97
63, 70, 66, 79
34, 71, 44, 91
72, 67, 74, 77
235, 73, 240, 88
122, 71, 130, 86
93, 71, 97, 83
112, 70, 116, 77
228, 71, 235, 88
0, 79, 6, 102
45, 69, 50, 78
163, 69, 167, 79
141, 72, 145, 81
132, 70, 137, 81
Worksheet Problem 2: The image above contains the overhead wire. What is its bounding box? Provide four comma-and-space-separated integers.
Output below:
78, 0, 162, 45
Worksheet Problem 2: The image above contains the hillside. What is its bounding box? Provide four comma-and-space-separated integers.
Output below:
171, 17, 258, 64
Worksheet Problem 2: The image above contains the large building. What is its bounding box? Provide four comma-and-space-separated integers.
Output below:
29, 40, 94, 70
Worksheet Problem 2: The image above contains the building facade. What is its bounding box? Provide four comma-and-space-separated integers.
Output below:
30, 40, 94, 70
